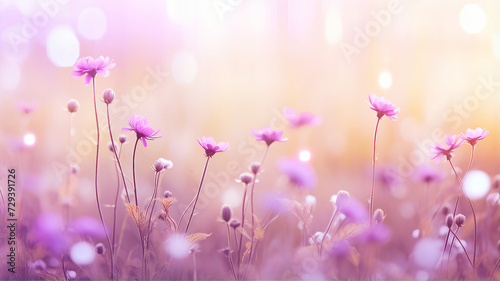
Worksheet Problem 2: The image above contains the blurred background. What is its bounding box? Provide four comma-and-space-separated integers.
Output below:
1, 0, 500, 278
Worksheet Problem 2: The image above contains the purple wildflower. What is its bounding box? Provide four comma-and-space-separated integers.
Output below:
277, 158, 317, 189
122, 114, 161, 147
71, 56, 115, 85
251, 127, 288, 146
197, 136, 229, 157
283, 107, 322, 128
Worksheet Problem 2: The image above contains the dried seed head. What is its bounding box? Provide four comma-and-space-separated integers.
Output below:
163, 190, 172, 198
250, 162, 261, 175
221, 204, 232, 222
95, 243, 105, 255
230, 219, 241, 229
103, 89, 115, 104
67, 99, 79, 113
335, 190, 350, 209
455, 214, 466, 228
445, 214, 454, 229
119, 134, 127, 144
238, 172, 254, 185
374, 208, 385, 224
441, 204, 451, 216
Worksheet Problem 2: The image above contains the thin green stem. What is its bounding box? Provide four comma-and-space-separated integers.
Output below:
185, 157, 211, 234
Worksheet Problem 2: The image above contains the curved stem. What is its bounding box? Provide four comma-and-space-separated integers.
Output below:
184, 157, 211, 234
370, 117, 381, 226
111, 143, 122, 261
449, 228, 473, 268
489, 257, 500, 281
227, 223, 239, 281
319, 208, 338, 256
61, 254, 68, 281
92, 77, 114, 280
132, 138, 140, 207
237, 183, 249, 268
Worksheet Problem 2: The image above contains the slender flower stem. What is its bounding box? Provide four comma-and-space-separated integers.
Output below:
61, 254, 68, 281
370, 118, 381, 226
226, 223, 239, 281
489, 257, 500, 281
185, 157, 211, 234
132, 138, 140, 208
319, 208, 338, 256
111, 143, 122, 258
237, 183, 249, 267
249, 146, 270, 264
449, 228, 473, 268
91, 77, 114, 280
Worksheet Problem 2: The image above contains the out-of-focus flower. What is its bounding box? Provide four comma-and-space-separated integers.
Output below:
283, 107, 322, 128
18, 101, 38, 114
67, 99, 79, 113
221, 204, 232, 222
368, 94, 400, 120
197, 136, 229, 157
107, 141, 117, 152
354, 224, 392, 244
36, 213, 67, 254
230, 219, 241, 229
328, 239, 351, 258
431, 135, 464, 163
102, 88, 115, 104
71, 56, 115, 85
31, 260, 47, 271
95, 243, 105, 255
163, 190, 172, 198
376, 166, 399, 187
487, 193, 499, 207
331, 190, 350, 209
455, 214, 466, 228
70, 217, 106, 238
413, 164, 446, 184
374, 208, 386, 224
119, 134, 127, 144
251, 127, 288, 146
459, 128, 489, 146
165, 234, 190, 260
122, 114, 161, 147
236, 172, 254, 185
250, 162, 261, 175
338, 197, 368, 223
309, 231, 330, 245
277, 158, 317, 189
70, 164, 79, 174
445, 214, 454, 229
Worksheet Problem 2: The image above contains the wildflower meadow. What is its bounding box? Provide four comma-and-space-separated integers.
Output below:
2, 1, 500, 281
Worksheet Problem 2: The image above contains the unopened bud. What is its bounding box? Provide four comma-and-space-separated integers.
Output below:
250, 162, 261, 175
119, 134, 127, 144
305, 195, 316, 209
70, 164, 79, 174
230, 219, 241, 229
67, 99, 79, 113
445, 214, 454, 229
441, 204, 451, 216
163, 190, 172, 198
493, 175, 500, 189
95, 243, 105, 255
103, 89, 115, 104
335, 190, 350, 209
238, 172, 254, 185
108, 142, 117, 152
455, 214, 466, 228
221, 205, 232, 222
374, 208, 385, 224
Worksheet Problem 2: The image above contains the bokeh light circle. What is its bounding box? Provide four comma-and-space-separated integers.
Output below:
171, 50, 198, 84
378, 71, 392, 89
463, 170, 490, 200
46, 26, 80, 67
24, 133, 36, 147
299, 150, 311, 162
460, 4, 486, 34
70, 241, 95, 265
77, 7, 107, 40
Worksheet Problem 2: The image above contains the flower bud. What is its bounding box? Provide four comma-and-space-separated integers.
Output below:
70, 164, 79, 174
441, 204, 451, 216
119, 134, 127, 144
221, 204, 232, 222
238, 172, 254, 185
455, 214, 466, 228
163, 190, 172, 198
103, 89, 115, 104
493, 175, 500, 189
335, 190, 350, 209
250, 162, 261, 175
374, 208, 385, 224
230, 219, 241, 229
445, 214, 454, 229
108, 142, 117, 152
67, 99, 79, 113
95, 243, 105, 255
154, 158, 173, 172
305, 195, 316, 209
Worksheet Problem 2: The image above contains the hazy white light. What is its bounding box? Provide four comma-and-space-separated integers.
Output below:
412, 229, 420, 239
304, 195, 316, 207
378, 71, 392, 89
222, 187, 243, 208
24, 133, 36, 147
77, 7, 107, 40
413, 238, 442, 269
15, 1, 36, 16
70, 242, 95, 265
463, 170, 490, 200
165, 234, 190, 259
46, 26, 80, 67
492, 34, 500, 61
0, 62, 20, 91
460, 4, 486, 34
166, 0, 194, 24
299, 150, 311, 162
325, 9, 342, 45
171, 50, 197, 84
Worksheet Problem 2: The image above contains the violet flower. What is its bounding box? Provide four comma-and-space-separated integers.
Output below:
277, 158, 317, 189
431, 135, 464, 163
71, 56, 115, 85
283, 107, 322, 128
368, 94, 400, 120
197, 136, 229, 157
122, 114, 161, 147
251, 127, 288, 146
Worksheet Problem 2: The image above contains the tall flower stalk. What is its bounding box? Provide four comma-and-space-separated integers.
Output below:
367, 94, 399, 225
71, 56, 115, 280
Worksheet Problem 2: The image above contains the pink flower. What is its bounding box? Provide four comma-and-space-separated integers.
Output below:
368, 94, 400, 120
198, 136, 229, 157
459, 128, 489, 146
71, 56, 115, 85
431, 135, 464, 163
251, 127, 288, 146
283, 107, 322, 129
17, 101, 38, 114
122, 114, 161, 147
413, 164, 445, 184
277, 158, 317, 189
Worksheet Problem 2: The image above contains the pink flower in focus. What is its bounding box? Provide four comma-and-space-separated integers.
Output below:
197, 136, 229, 157
251, 127, 288, 146
122, 114, 161, 147
71, 56, 115, 85
277, 158, 317, 189
431, 135, 464, 163
459, 127, 489, 146
368, 94, 400, 120
283, 107, 322, 129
